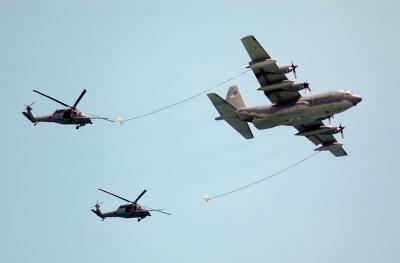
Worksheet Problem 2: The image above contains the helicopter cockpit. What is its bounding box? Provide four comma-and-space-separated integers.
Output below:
53, 109, 67, 114
117, 204, 140, 213
338, 89, 354, 95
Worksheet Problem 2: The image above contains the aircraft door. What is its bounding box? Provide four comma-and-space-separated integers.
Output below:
63, 110, 71, 118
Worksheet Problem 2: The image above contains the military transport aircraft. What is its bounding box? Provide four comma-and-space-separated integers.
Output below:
207, 35, 362, 157
91, 189, 171, 222
22, 89, 110, 129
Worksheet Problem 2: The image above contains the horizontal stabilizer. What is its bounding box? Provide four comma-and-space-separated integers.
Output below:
315, 142, 347, 157
207, 93, 253, 139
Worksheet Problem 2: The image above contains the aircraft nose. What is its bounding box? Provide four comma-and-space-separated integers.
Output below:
352, 95, 362, 106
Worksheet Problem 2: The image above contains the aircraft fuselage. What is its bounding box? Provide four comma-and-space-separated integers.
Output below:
237, 90, 362, 129
101, 204, 151, 219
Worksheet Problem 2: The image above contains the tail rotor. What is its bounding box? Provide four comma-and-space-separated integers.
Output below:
24, 101, 35, 112
90, 201, 103, 210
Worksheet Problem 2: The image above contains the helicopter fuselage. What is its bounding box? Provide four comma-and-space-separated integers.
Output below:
23, 108, 92, 127
95, 204, 151, 221
23, 89, 93, 128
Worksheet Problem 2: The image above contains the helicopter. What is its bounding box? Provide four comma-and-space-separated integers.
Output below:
91, 189, 171, 222
22, 89, 110, 129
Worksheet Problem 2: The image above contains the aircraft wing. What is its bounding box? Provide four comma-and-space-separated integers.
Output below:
241, 35, 301, 104
294, 121, 347, 157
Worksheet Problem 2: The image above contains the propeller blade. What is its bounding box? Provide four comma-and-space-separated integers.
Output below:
98, 189, 133, 203
24, 101, 35, 107
33, 90, 72, 108
303, 81, 310, 94
328, 114, 334, 125
72, 89, 86, 109
291, 62, 298, 79
90, 201, 103, 209
339, 124, 345, 139
133, 190, 147, 204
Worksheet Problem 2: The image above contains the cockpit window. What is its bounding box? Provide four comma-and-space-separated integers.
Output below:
339, 89, 354, 95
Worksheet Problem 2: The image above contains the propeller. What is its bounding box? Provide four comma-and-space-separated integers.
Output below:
98, 188, 147, 205
90, 201, 103, 209
133, 190, 147, 204
303, 81, 311, 93
328, 114, 334, 125
72, 89, 87, 109
24, 101, 35, 111
290, 62, 298, 79
98, 189, 133, 203
33, 89, 86, 109
338, 123, 345, 139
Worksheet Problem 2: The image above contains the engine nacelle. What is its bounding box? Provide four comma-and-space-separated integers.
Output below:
291, 82, 310, 92
247, 59, 277, 71
276, 66, 292, 74
296, 126, 334, 136
258, 81, 310, 93
296, 125, 343, 137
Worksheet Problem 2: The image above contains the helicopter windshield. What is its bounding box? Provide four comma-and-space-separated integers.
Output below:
339, 89, 354, 95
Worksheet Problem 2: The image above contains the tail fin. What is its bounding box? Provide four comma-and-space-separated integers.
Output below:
226, 85, 247, 109
207, 93, 254, 139
22, 106, 36, 124
91, 203, 105, 220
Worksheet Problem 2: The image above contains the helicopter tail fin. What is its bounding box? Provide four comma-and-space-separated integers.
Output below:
91, 202, 105, 220
22, 104, 37, 124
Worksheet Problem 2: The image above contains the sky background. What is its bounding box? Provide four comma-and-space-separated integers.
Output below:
1, 0, 399, 262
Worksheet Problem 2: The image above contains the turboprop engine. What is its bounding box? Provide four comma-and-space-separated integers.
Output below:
247, 60, 298, 78
295, 124, 345, 139
258, 81, 311, 93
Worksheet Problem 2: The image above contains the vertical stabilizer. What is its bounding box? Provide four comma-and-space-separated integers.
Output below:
91, 202, 105, 220
226, 85, 246, 109
22, 105, 37, 124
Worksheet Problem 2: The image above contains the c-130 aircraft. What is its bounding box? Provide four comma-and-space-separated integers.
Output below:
208, 35, 362, 157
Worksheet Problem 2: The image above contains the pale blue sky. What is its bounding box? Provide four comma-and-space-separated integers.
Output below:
1, 1, 399, 262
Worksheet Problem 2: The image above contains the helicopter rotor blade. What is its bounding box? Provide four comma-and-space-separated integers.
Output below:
98, 189, 133, 203
33, 90, 72, 108
72, 89, 86, 109
24, 101, 35, 108
90, 201, 103, 209
133, 190, 147, 204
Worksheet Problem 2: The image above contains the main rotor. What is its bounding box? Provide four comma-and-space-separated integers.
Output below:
33, 89, 87, 110
98, 188, 171, 215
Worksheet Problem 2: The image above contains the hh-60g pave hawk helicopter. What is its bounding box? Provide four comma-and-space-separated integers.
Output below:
208, 35, 362, 157
22, 89, 111, 129
91, 189, 171, 222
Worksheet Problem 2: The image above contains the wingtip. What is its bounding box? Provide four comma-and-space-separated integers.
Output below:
241, 34, 254, 41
